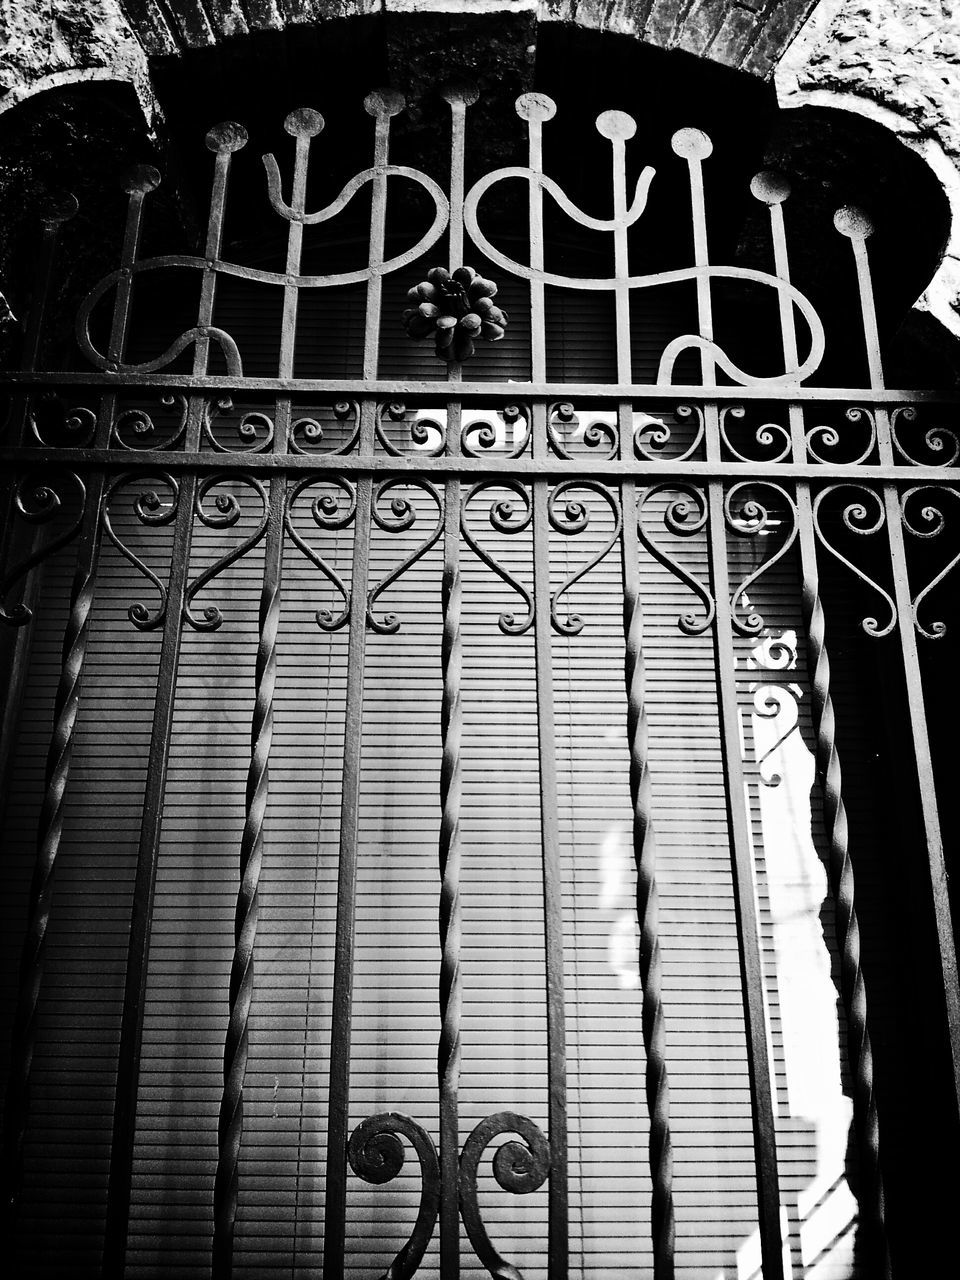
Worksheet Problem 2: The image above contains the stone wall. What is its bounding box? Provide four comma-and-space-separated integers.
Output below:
0, 1, 151, 116
778, 0, 960, 335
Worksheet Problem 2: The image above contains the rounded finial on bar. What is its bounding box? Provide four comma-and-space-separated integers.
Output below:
284, 107, 324, 138
596, 109, 637, 141
750, 169, 791, 205
834, 205, 874, 239
39, 191, 80, 225
671, 127, 713, 160
205, 122, 248, 153
516, 92, 556, 123
364, 88, 405, 119
440, 79, 479, 107
122, 165, 161, 195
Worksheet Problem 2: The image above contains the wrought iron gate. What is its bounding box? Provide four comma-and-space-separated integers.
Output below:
1, 83, 959, 1280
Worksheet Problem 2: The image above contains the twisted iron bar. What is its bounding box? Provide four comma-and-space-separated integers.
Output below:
623, 512, 675, 1280
802, 573, 890, 1277
1, 479, 100, 1221
438, 490, 463, 1258
212, 486, 282, 1277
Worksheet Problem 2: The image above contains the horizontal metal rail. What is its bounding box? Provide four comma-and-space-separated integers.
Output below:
0, 372, 958, 403
2, 447, 957, 484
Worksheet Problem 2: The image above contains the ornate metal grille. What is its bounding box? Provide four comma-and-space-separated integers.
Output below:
1, 83, 958, 1280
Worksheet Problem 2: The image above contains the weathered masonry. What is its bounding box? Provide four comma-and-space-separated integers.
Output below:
1, 10, 959, 1280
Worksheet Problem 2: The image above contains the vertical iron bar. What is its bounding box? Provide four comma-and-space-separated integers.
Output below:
361, 91, 403, 381
608, 108, 675, 1279
104, 127, 244, 1279
438, 82, 473, 1280
705, 455, 785, 1280
322, 92, 397, 1275
0, 193, 79, 809
679, 132, 784, 1280
322, 451, 372, 1280
620, 477, 675, 1280
531, 407, 568, 1280
212, 481, 283, 1278
212, 109, 313, 1278
6, 193, 79, 448
837, 208, 960, 1115
521, 93, 568, 1278
1, 174, 152, 1235
758, 176, 891, 1275
704, 454, 784, 1280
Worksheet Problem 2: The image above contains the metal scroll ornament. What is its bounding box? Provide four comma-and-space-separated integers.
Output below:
402, 266, 507, 362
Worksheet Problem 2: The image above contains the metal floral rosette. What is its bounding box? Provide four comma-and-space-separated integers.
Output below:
402, 266, 508, 363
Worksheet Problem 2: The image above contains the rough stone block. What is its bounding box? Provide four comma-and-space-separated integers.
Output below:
677, 0, 727, 58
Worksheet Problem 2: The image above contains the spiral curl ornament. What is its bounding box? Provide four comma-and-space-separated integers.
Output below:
807, 406, 877, 467
724, 482, 799, 637
459, 1112, 551, 1280
1, 473, 87, 625
462, 404, 530, 460
290, 399, 360, 456
27, 395, 97, 448
634, 403, 706, 464
29, 399, 98, 448
546, 400, 618, 461
113, 394, 189, 452
1, 476, 101, 1211
461, 480, 534, 634
891, 405, 959, 469
637, 484, 715, 635
752, 685, 800, 787
633, 414, 672, 460
901, 485, 960, 640
347, 1114, 440, 1280
548, 481, 622, 636
102, 473, 180, 630
812, 485, 896, 637
718, 404, 791, 464
285, 475, 355, 631
212, 490, 281, 1277
801, 568, 890, 1276
623, 525, 676, 1279
201, 406, 275, 454
375, 400, 446, 458
185, 475, 269, 631
367, 479, 443, 634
